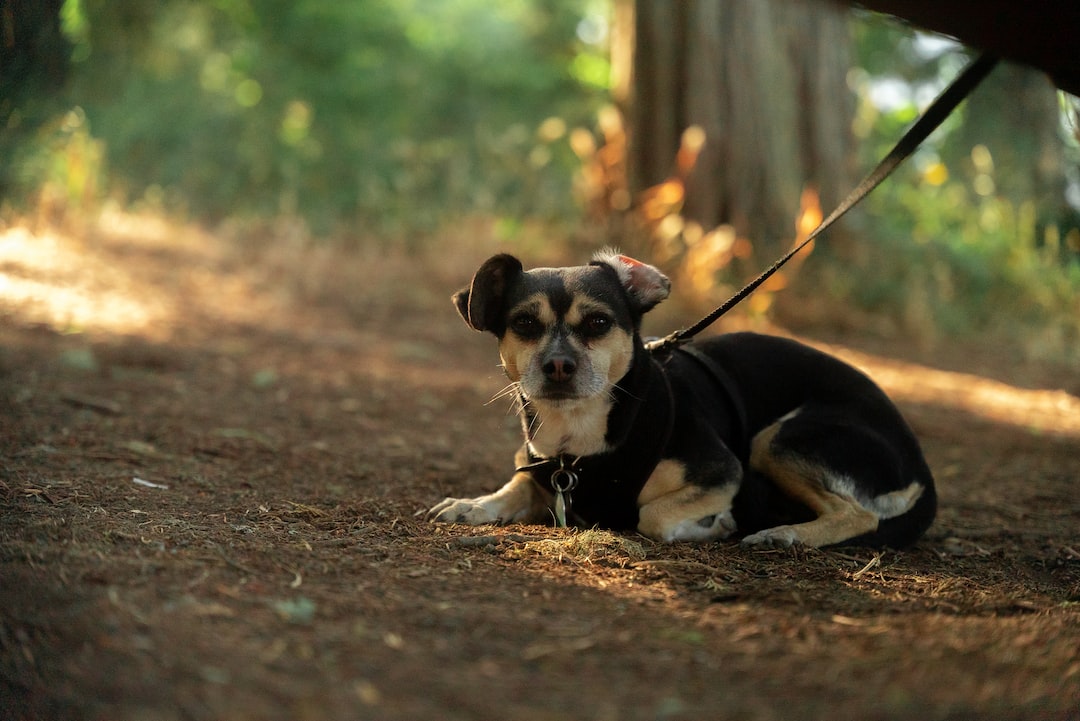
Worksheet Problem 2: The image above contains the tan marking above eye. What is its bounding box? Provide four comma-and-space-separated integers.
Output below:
565, 298, 615, 327
509, 294, 556, 326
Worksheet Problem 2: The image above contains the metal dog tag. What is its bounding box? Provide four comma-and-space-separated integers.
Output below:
550, 467, 578, 528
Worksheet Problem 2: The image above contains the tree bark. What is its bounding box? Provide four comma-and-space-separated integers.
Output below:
627, 0, 855, 255
0, 0, 70, 124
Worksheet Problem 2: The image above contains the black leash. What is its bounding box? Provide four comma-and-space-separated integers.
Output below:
646, 52, 999, 353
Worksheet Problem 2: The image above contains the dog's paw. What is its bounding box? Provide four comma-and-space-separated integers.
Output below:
740, 525, 801, 548
655, 511, 737, 542
427, 496, 504, 526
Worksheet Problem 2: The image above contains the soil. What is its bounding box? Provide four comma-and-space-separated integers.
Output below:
1, 211, 1078, 721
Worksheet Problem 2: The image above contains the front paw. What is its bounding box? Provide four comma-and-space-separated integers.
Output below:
428, 496, 504, 525
741, 525, 801, 548
660, 511, 738, 539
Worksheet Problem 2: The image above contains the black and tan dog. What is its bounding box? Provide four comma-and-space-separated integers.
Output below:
429, 251, 936, 548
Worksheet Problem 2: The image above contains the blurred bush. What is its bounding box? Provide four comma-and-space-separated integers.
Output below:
5, 0, 608, 235
3, 3, 1077, 360
836, 16, 1080, 360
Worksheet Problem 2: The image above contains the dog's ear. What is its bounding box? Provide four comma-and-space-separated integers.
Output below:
592, 249, 671, 313
452, 254, 524, 334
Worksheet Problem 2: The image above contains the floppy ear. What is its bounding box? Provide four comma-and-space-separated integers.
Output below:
452, 254, 524, 334
591, 249, 671, 313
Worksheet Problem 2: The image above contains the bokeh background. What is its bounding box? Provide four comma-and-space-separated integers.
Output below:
2, 0, 1079, 360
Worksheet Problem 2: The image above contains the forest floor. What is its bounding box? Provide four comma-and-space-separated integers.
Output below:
1, 209, 1078, 721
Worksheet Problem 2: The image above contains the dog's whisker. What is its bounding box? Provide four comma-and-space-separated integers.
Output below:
486, 382, 520, 406
610, 382, 644, 402
526, 410, 543, 436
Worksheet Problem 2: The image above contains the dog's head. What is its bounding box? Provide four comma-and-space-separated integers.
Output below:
453, 251, 670, 404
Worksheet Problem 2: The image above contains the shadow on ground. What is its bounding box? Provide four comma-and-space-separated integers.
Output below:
1, 213, 1078, 720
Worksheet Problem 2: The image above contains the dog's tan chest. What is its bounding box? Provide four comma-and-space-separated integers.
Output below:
526, 396, 613, 458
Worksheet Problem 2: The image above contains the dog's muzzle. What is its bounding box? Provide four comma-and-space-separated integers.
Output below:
535, 338, 585, 399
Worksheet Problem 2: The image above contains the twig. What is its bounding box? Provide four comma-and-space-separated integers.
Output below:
449, 535, 499, 548
503, 533, 542, 543
632, 559, 724, 576
851, 553, 884, 580
61, 393, 123, 416
132, 477, 169, 490
285, 501, 326, 517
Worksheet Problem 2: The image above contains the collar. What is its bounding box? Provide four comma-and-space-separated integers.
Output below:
515, 454, 582, 527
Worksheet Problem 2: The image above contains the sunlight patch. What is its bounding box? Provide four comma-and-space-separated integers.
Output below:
0, 225, 170, 335
511, 529, 647, 566
833, 346, 1080, 438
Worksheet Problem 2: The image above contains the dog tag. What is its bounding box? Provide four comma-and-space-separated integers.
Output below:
550, 467, 578, 528
553, 490, 569, 528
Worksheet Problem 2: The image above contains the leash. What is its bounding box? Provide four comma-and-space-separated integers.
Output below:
646, 52, 999, 353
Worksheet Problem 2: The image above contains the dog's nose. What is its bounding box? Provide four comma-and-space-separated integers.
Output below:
542, 355, 576, 382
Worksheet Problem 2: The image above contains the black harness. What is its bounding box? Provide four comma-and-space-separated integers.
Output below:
670, 344, 750, 460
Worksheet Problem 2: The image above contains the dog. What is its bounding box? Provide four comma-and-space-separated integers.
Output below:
428, 251, 936, 548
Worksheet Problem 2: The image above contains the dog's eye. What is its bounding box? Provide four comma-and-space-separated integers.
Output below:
581, 313, 613, 337
509, 313, 542, 338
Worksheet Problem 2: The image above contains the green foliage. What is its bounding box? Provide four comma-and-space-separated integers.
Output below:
10, 0, 607, 234
10, 107, 104, 212
7, 3, 1077, 358
844, 14, 1080, 358
858, 165, 1080, 338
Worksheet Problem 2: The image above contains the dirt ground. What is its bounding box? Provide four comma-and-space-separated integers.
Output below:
1, 210, 1078, 721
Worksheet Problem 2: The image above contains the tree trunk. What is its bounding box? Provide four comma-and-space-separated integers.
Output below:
627, 0, 855, 256
0, 0, 70, 117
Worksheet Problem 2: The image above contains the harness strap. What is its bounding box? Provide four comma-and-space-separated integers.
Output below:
671, 345, 750, 459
